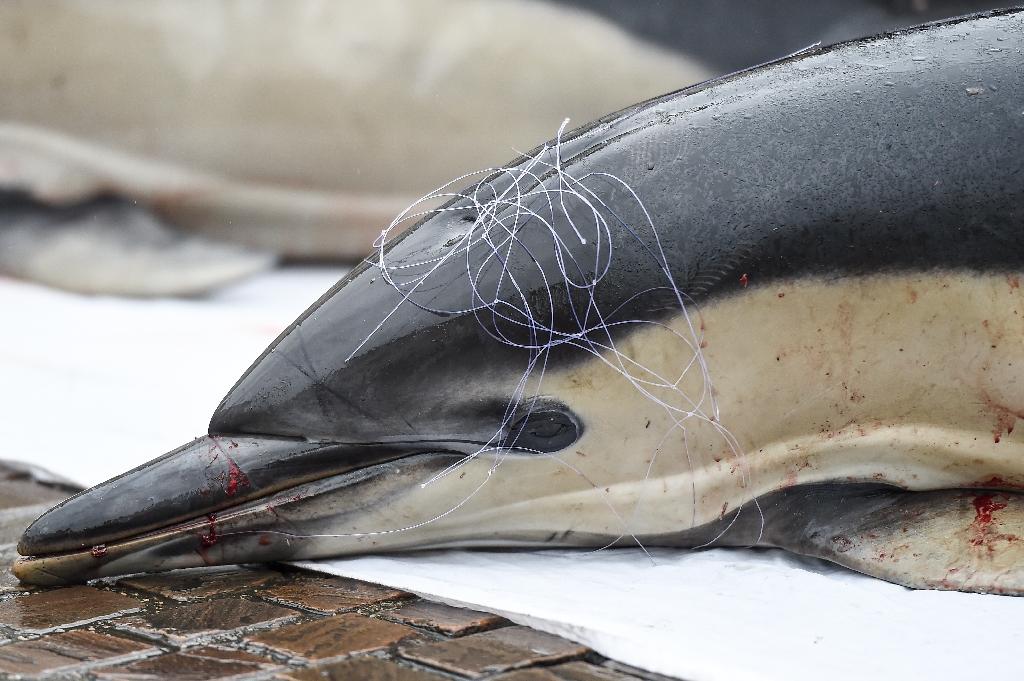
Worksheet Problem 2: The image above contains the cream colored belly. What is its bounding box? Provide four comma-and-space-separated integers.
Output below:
479, 271, 1024, 537
313, 271, 1024, 545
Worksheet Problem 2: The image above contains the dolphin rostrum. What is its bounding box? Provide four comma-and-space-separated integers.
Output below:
14, 9, 1024, 594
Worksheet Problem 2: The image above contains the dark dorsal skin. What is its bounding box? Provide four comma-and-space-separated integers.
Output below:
212, 9, 1024, 442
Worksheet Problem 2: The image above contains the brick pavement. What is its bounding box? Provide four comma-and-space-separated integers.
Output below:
0, 461, 670, 680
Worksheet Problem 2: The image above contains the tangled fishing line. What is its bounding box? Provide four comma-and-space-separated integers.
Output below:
264, 119, 760, 552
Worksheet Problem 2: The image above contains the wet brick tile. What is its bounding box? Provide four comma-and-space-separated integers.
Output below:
399, 626, 588, 678
182, 645, 278, 664
278, 656, 451, 680
602, 661, 680, 681
492, 661, 642, 680
249, 612, 419, 661
95, 646, 280, 680
116, 598, 297, 645
118, 566, 285, 602
261, 575, 412, 613
387, 601, 508, 636
0, 629, 154, 677
0, 585, 142, 632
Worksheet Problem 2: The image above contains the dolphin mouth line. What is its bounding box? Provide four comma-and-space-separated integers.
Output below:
13, 427, 496, 571
13, 451, 466, 586
24, 474, 315, 558
21, 438, 538, 563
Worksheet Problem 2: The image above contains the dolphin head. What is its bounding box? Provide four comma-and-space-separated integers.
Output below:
14, 144, 712, 585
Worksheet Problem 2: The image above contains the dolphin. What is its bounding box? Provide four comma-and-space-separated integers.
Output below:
14, 9, 1024, 594
0, 0, 708, 294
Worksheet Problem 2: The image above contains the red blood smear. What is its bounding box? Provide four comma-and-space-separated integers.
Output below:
90, 544, 107, 559
972, 476, 1024, 490
979, 389, 1024, 444
259, 534, 272, 546
224, 458, 251, 497
200, 514, 218, 547
739, 273, 749, 288
973, 495, 1007, 526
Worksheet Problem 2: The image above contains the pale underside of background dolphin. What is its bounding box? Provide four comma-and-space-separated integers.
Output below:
0, 0, 707, 295
14, 9, 1024, 594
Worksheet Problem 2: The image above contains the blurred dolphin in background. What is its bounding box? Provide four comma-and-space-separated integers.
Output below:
0, 0, 708, 296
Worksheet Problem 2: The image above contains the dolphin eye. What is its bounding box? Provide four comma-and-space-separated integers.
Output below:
505, 409, 580, 453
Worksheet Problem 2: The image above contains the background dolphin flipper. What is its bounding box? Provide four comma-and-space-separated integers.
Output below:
0, 192, 275, 296
763, 487, 1024, 595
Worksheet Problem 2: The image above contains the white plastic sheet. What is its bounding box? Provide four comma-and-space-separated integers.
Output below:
0, 269, 343, 485
5, 272, 1023, 681
300, 548, 1024, 681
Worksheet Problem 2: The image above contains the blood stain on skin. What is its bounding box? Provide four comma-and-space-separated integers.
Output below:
224, 457, 251, 496
970, 475, 1024, 491
969, 494, 1015, 552
200, 514, 218, 548
973, 495, 1006, 526
979, 390, 1024, 444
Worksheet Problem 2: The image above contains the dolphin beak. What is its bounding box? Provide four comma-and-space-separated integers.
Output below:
13, 435, 445, 586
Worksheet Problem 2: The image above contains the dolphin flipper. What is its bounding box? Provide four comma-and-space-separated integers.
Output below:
0, 192, 274, 296
760, 486, 1024, 595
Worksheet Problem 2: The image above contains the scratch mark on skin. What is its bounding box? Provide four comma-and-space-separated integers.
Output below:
204, 435, 252, 497
274, 343, 379, 424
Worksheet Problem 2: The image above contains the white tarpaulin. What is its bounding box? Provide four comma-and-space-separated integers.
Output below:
300, 548, 1024, 681
5, 272, 1023, 681
0, 268, 343, 485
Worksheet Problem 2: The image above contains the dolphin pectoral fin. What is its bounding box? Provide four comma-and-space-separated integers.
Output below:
766, 487, 1024, 595
0, 192, 274, 296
